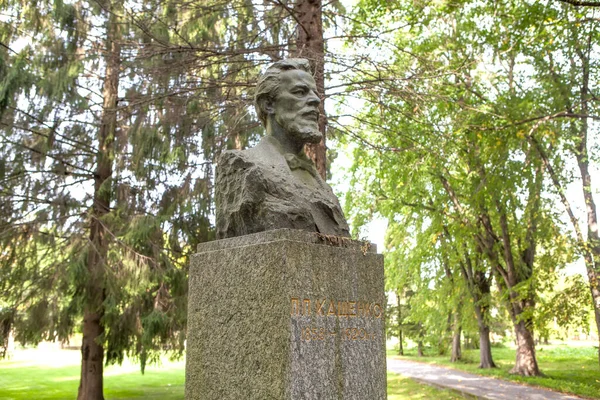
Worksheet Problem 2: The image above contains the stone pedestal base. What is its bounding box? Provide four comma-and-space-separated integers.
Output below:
185, 229, 386, 400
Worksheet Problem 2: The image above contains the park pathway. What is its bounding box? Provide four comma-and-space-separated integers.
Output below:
387, 358, 583, 399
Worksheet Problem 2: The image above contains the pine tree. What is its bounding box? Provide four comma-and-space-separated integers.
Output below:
293, 0, 327, 178
0, 0, 323, 397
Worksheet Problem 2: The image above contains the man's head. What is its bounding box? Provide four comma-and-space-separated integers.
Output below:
255, 59, 322, 145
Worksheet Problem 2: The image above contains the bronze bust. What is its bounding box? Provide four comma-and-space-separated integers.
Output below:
215, 59, 350, 239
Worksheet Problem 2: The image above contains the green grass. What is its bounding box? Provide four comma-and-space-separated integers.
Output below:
0, 348, 185, 400
4, 345, 595, 399
0, 348, 465, 399
387, 372, 469, 399
390, 342, 600, 399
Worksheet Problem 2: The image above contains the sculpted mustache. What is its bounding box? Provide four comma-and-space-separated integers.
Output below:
301, 110, 319, 118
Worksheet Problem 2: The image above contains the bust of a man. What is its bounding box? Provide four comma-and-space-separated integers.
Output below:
215, 58, 351, 239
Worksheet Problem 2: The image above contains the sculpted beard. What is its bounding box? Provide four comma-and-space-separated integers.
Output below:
280, 111, 322, 145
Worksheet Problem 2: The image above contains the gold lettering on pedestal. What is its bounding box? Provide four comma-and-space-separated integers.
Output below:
290, 297, 384, 319
303, 299, 311, 316
301, 326, 377, 342
348, 301, 356, 318
291, 298, 300, 316
363, 302, 371, 318
373, 303, 383, 318
327, 302, 336, 316
291, 297, 383, 342
315, 299, 327, 316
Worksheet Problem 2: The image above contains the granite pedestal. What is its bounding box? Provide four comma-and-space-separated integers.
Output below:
185, 229, 386, 400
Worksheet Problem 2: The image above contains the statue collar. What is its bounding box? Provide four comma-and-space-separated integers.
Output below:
262, 136, 319, 178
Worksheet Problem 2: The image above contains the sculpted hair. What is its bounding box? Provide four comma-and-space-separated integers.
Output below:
255, 58, 312, 126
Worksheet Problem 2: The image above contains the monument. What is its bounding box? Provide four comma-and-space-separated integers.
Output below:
186, 59, 387, 400
215, 58, 350, 239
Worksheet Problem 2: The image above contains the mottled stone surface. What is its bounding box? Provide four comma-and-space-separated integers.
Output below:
197, 228, 376, 254
185, 229, 386, 400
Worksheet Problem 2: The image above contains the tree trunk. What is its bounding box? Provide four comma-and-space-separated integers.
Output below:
575, 38, 600, 366
450, 332, 461, 362
77, 5, 121, 400
580, 189, 600, 367
397, 294, 404, 356
510, 319, 540, 376
503, 287, 541, 376
417, 339, 424, 357
0, 312, 12, 358
478, 325, 496, 369
496, 192, 542, 377
587, 258, 600, 367
78, 311, 105, 400
474, 304, 496, 368
293, 0, 327, 179
458, 247, 495, 367
563, 24, 600, 367
450, 320, 461, 363
398, 327, 404, 356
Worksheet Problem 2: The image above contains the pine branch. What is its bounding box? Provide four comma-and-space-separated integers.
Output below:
268, 0, 308, 37
0, 136, 97, 177
557, 0, 600, 6
5, 106, 98, 153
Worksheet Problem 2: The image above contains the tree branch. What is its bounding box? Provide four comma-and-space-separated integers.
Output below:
557, 0, 600, 6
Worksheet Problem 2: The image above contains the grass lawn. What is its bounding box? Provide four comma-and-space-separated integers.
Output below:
390, 342, 600, 399
0, 348, 185, 400
0, 347, 466, 399
387, 372, 469, 399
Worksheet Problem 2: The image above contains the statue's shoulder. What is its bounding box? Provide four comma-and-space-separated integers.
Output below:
217, 137, 286, 173
217, 149, 256, 171
216, 149, 270, 187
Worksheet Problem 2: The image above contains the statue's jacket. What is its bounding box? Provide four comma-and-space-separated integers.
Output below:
215, 136, 350, 239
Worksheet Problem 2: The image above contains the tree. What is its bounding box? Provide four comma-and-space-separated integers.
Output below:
535, 274, 592, 342
0, 0, 288, 398
342, 0, 579, 376
293, 0, 327, 178
443, 232, 497, 368
0, 1, 198, 398
521, 2, 600, 365
1, 0, 343, 397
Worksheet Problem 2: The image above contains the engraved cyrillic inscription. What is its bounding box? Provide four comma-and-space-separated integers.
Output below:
300, 326, 378, 342
291, 296, 383, 343
290, 298, 383, 319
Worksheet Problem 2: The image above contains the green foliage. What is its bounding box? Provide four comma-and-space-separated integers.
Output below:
0, 0, 300, 384
0, 52, 33, 114
342, 0, 600, 371
536, 274, 594, 340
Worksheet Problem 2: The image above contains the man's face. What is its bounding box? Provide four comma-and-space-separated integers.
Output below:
271, 69, 322, 145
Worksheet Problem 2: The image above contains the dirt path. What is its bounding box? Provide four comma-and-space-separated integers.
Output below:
387, 358, 584, 399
